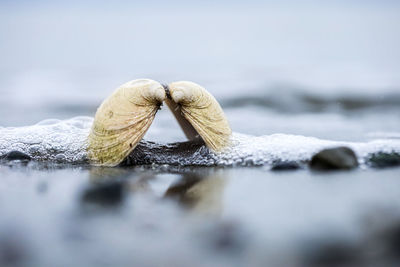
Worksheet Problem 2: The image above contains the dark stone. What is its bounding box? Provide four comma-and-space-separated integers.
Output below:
309, 147, 358, 170
271, 161, 301, 171
301, 238, 360, 267
365, 221, 400, 261
213, 223, 244, 253
367, 152, 400, 168
0, 151, 31, 161
122, 139, 211, 166
204, 221, 247, 255
81, 181, 125, 207
380, 223, 400, 259
0, 229, 29, 266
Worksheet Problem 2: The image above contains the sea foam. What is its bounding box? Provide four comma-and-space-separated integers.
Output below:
1, 117, 400, 167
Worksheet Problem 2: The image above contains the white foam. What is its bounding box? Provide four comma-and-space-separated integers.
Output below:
0, 117, 92, 163
220, 133, 400, 166
1, 117, 400, 166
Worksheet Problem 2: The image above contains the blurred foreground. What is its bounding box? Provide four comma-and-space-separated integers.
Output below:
1, 163, 400, 267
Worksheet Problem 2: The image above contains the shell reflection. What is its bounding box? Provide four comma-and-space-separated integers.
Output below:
165, 173, 227, 216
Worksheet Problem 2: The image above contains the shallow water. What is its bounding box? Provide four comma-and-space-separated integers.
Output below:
1, 1, 400, 266
1, 162, 400, 267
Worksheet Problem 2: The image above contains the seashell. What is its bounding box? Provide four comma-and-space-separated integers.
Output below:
88, 79, 165, 166
165, 81, 231, 152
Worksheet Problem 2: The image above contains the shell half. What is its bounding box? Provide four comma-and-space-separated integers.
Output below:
165, 81, 232, 151
88, 79, 165, 166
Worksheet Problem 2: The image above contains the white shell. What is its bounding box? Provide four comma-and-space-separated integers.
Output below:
87, 79, 165, 166
166, 81, 232, 151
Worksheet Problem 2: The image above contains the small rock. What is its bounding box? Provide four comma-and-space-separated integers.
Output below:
271, 161, 301, 171
0, 227, 30, 266
301, 237, 360, 267
362, 217, 400, 261
201, 221, 248, 255
309, 147, 358, 170
0, 151, 31, 161
55, 154, 66, 163
367, 152, 400, 168
81, 181, 126, 207
213, 223, 244, 253
376, 223, 400, 260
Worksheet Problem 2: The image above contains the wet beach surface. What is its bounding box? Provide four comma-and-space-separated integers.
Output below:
1, 1, 400, 266
1, 161, 400, 267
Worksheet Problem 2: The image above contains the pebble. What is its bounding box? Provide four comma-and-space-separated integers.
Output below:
81, 181, 126, 207
367, 152, 400, 169
309, 147, 358, 170
271, 161, 301, 171
0, 151, 31, 161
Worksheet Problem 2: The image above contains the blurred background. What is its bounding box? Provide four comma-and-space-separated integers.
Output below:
1, 0, 399, 142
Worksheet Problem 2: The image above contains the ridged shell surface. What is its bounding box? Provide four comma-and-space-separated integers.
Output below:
166, 81, 232, 151
88, 79, 165, 166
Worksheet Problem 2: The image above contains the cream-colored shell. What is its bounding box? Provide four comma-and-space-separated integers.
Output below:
165, 81, 232, 151
87, 79, 165, 166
